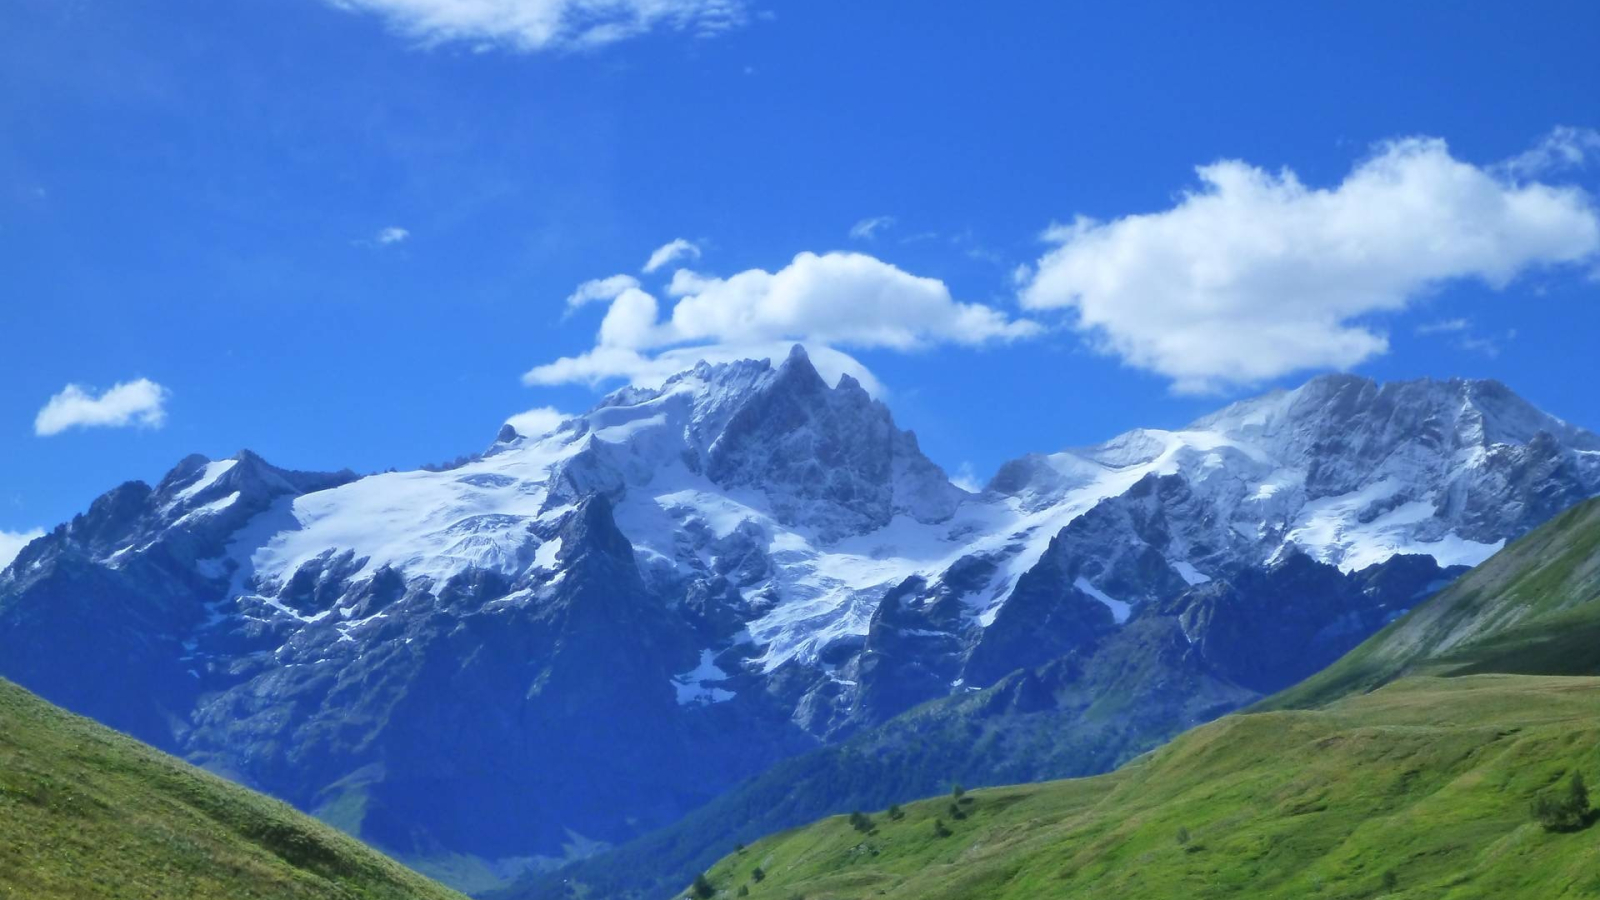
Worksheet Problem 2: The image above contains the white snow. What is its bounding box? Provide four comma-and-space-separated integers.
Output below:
171, 491, 240, 527
532, 537, 562, 570
151, 357, 1593, 696
1173, 561, 1211, 585
673, 649, 736, 705
1075, 577, 1132, 623
169, 459, 238, 507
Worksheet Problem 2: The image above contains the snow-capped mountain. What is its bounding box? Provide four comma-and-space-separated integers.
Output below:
1, 346, 1596, 887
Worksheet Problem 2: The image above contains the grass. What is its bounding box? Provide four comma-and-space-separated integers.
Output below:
1261, 497, 1600, 711
0, 677, 466, 900
694, 674, 1600, 899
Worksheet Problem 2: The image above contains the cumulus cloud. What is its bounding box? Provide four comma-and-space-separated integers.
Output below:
376, 226, 410, 244
325, 0, 748, 52
849, 216, 895, 241
526, 250, 1039, 392
504, 406, 570, 437
1019, 136, 1600, 393
35, 379, 170, 436
566, 273, 641, 309
643, 238, 701, 273
0, 528, 44, 571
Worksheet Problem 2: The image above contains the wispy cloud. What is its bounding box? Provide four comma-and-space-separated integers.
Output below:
324, 0, 750, 52
1415, 318, 1471, 335
951, 462, 981, 493
35, 379, 170, 437
566, 274, 641, 309
354, 225, 410, 248
1457, 332, 1514, 358
1498, 126, 1600, 179
849, 216, 896, 241
504, 406, 569, 438
0, 528, 43, 571
643, 238, 701, 273
1019, 135, 1600, 393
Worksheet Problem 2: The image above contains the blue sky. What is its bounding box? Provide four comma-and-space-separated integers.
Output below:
3, 0, 1599, 544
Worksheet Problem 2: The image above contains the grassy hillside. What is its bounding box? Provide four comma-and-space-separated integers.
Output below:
0, 678, 465, 900
695, 674, 1600, 900
1263, 497, 1600, 710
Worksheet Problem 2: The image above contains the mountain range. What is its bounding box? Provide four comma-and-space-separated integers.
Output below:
686, 493, 1600, 899
3, 344, 1597, 893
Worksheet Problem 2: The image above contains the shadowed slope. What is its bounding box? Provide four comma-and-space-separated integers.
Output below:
1263, 496, 1600, 710
0, 678, 464, 900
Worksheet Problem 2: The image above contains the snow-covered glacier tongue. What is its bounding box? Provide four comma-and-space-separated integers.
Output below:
1, 349, 1596, 889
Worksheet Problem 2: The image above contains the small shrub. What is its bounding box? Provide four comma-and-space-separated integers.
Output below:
951, 782, 966, 800
737, 887, 749, 898
691, 873, 715, 899
933, 817, 952, 837
849, 810, 874, 833
1175, 826, 1190, 846
948, 802, 966, 820
1532, 772, 1592, 832
752, 867, 765, 883
887, 803, 904, 820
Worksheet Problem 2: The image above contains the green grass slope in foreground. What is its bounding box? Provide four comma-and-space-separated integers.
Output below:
0, 678, 465, 900
1264, 496, 1600, 711
697, 675, 1600, 899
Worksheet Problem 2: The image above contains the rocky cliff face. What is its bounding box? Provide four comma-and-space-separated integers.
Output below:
1, 347, 1595, 890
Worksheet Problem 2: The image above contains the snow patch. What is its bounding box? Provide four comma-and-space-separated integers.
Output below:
672, 650, 735, 705
1074, 576, 1131, 623
1172, 561, 1211, 585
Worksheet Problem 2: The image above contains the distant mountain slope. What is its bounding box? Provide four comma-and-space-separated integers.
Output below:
1264, 495, 1600, 710
693, 675, 1600, 900
0, 677, 462, 900
499, 549, 1458, 900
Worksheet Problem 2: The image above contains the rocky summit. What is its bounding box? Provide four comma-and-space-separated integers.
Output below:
2, 345, 1597, 890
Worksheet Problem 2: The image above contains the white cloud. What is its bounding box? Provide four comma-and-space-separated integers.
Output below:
849, 216, 895, 241
504, 405, 569, 437
566, 274, 641, 309
643, 238, 701, 273
35, 379, 170, 437
0, 528, 44, 571
1498, 126, 1600, 179
526, 341, 887, 396
1019, 136, 1600, 393
526, 250, 1038, 391
1415, 318, 1470, 335
376, 226, 410, 245
951, 462, 981, 493
326, 0, 748, 52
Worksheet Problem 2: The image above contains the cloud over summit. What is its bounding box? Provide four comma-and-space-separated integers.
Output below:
526, 250, 1039, 391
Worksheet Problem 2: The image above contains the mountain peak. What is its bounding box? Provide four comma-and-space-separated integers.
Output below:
1187, 373, 1600, 452
771, 342, 828, 394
